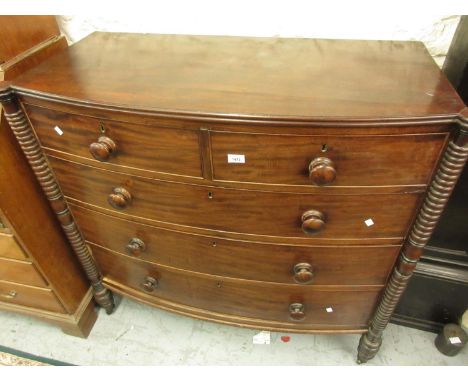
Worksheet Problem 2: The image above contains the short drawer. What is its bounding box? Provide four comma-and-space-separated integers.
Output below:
210, 131, 447, 186
72, 203, 399, 285
51, 156, 421, 241
0, 233, 27, 260
0, 280, 65, 313
0, 257, 47, 287
25, 103, 202, 178
93, 244, 381, 329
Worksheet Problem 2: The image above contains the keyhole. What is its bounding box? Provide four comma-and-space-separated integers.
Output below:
99, 122, 106, 134
208, 192, 213, 199
321, 144, 328, 153
211, 241, 217, 247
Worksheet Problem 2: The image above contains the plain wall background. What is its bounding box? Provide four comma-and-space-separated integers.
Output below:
56, 13, 461, 67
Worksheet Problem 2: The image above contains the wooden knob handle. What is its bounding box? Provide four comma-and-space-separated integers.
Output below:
289, 302, 306, 321
126, 238, 146, 256
89, 136, 116, 162
142, 276, 158, 293
108, 187, 132, 209
301, 210, 326, 235
293, 263, 314, 284
309, 157, 336, 186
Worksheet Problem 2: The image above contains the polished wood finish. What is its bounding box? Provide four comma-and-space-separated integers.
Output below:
357, 126, 468, 363
10, 33, 464, 119
0, 18, 97, 337
71, 203, 398, 285
89, 136, 117, 162
0, 280, 65, 313
0, 258, 47, 287
210, 132, 447, 187
0, 87, 114, 315
0, 233, 27, 260
48, 156, 423, 241
2, 32, 467, 360
308, 157, 336, 186
0, 16, 59, 63
0, 36, 68, 81
93, 243, 381, 330
25, 103, 202, 178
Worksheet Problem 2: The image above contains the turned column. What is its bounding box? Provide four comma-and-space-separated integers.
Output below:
357, 118, 468, 363
0, 85, 115, 314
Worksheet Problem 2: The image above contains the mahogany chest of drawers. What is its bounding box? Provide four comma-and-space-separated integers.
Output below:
1, 32, 467, 362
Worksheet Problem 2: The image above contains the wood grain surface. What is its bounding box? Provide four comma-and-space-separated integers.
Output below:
92, 243, 382, 328
70, 203, 399, 286
210, 131, 448, 186
48, 156, 422, 241
10, 33, 464, 120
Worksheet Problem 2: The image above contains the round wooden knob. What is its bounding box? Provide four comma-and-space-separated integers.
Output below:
142, 276, 158, 293
301, 210, 326, 235
126, 238, 146, 256
289, 302, 306, 321
108, 187, 132, 209
293, 263, 314, 284
309, 157, 336, 186
89, 136, 117, 162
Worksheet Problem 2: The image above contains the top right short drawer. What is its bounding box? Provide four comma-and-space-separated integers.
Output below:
210, 132, 447, 187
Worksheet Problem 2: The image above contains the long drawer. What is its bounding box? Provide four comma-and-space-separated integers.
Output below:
72, 203, 399, 285
210, 131, 447, 186
0, 257, 47, 287
92, 243, 381, 329
25, 104, 203, 178
50, 156, 421, 241
0, 280, 65, 313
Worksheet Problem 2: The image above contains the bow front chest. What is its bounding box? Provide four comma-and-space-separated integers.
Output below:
1, 32, 467, 362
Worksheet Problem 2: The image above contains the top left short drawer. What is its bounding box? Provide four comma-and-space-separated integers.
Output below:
24, 104, 203, 178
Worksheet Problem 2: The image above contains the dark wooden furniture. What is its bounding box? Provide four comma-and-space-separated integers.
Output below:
1, 32, 467, 361
0, 16, 97, 337
392, 16, 468, 332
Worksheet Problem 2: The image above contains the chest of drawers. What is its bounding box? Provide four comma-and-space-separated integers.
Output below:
1, 32, 467, 362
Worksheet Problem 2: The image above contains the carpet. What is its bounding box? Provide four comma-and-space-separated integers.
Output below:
0, 345, 73, 366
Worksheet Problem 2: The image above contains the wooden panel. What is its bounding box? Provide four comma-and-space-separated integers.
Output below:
211, 131, 447, 186
0, 280, 65, 313
71, 203, 399, 285
10, 33, 464, 120
0, 257, 47, 287
49, 156, 422, 241
1, 37, 68, 81
0, 115, 88, 313
93, 243, 381, 328
0, 16, 60, 63
0, 233, 27, 260
25, 103, 202, 177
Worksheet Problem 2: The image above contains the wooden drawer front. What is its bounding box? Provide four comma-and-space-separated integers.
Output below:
93, 244, 381, 328
0, 257, 47, 287
51, 157, 421, 240
72, 203, 399, 285
0, 233, 27, 260
210, 131, 446, 186
0, 280, 65, 313
25, 104, 202, 178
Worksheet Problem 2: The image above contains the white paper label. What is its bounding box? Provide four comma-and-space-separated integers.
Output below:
449, 336, 462, 344
253, 331, 271, 344
227, 154, 245, 164
54, 126, 64, 136
326, 307, 333, 313
364, 218, 374, 227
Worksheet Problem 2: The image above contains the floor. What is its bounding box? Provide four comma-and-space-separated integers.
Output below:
0, 297, 466, 366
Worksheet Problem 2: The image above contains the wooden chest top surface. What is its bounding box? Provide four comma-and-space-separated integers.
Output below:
10, 32, 465, 121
